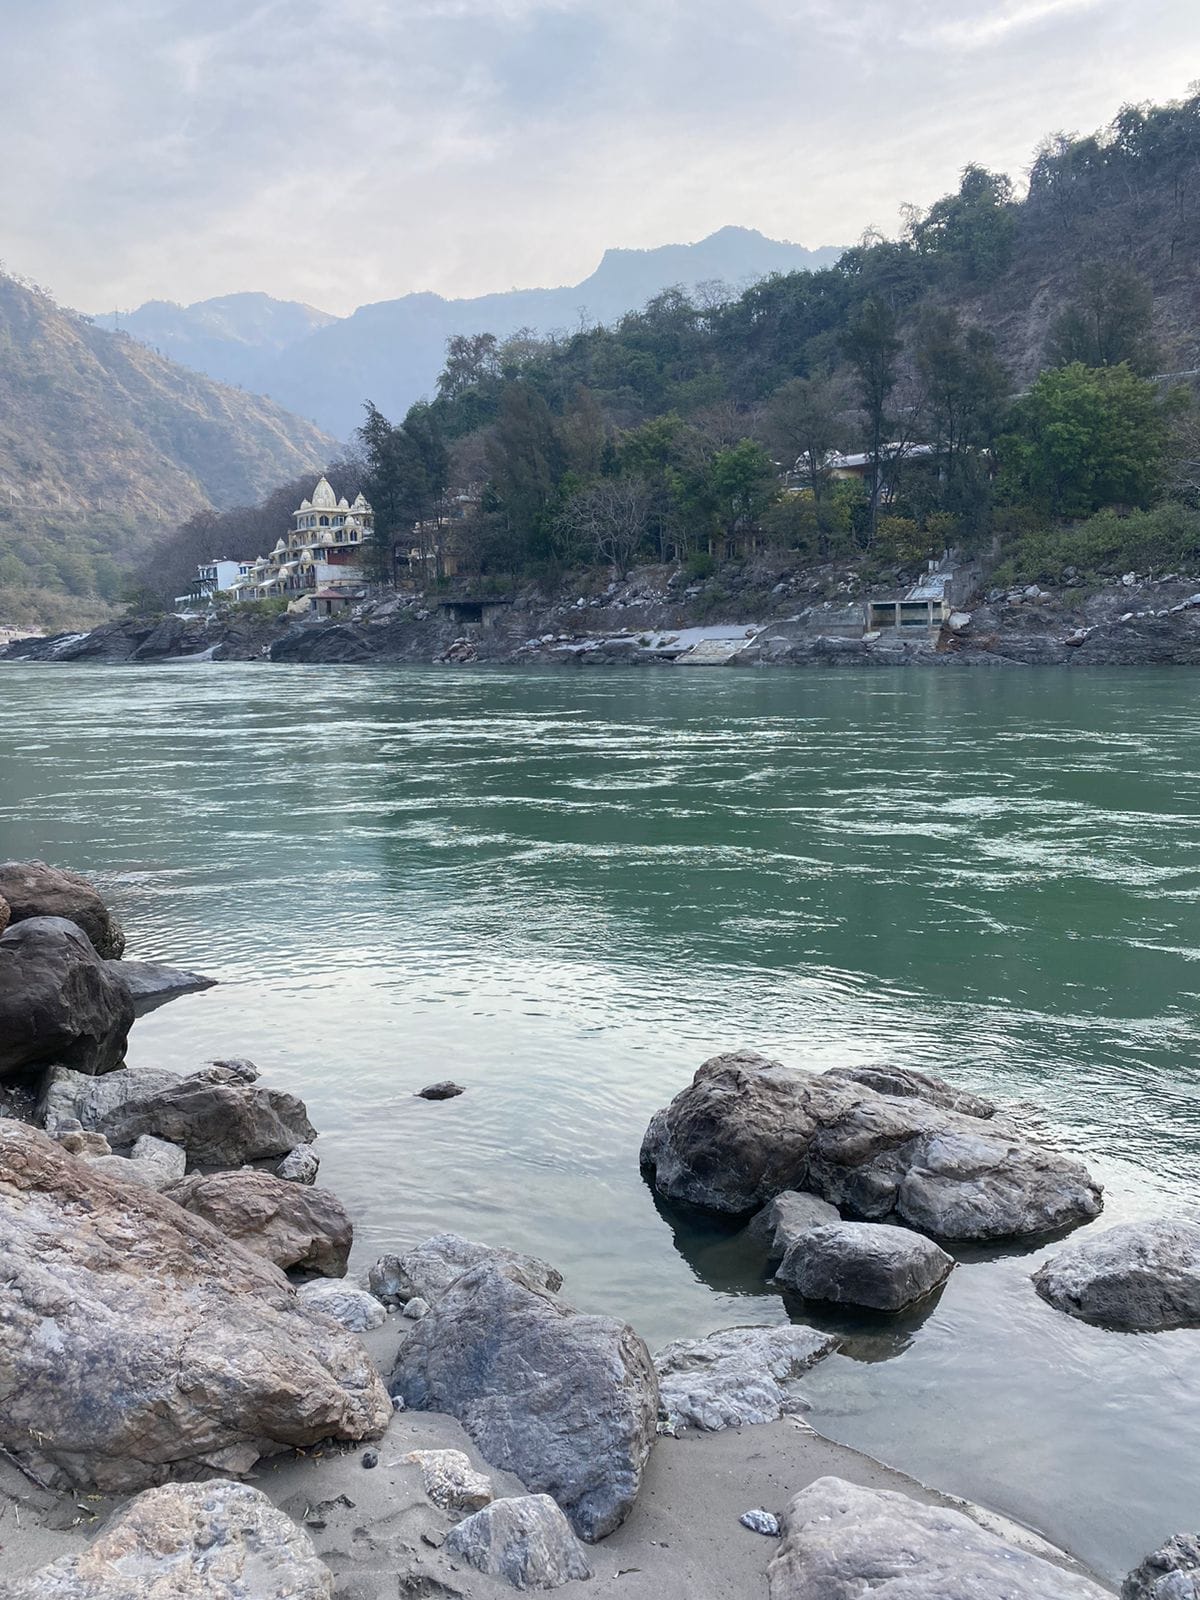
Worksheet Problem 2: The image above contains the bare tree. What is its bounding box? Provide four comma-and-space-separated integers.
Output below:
552, 478, 656, 574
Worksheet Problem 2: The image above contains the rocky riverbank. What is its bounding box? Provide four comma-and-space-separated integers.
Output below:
8, 561, 1200, 670
2, 860, 1198, 1596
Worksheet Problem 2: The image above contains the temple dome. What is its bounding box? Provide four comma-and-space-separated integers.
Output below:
309, 476, 338, 511
338, 496, 350, 511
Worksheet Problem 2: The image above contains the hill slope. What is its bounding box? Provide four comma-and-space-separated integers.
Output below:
0, 273, 336, 627
101, 229, 843, 438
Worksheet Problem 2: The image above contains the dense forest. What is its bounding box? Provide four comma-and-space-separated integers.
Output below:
146, 92, 1200, 608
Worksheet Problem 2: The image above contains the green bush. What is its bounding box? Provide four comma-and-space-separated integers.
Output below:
992, 503, 1200, 584
685, 550, 716, 581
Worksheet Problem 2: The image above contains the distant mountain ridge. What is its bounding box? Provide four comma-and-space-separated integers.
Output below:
96, 228, 845, 438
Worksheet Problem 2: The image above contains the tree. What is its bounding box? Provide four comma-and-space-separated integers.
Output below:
706, 439, 779, 549
485, 383, 566, 565
357, 402, 450, 582
915, 310, 1009, 531
1047, 263, 1160, 374
910, 165, 1016, 282
438, 333, 501, 400
552, 478, 655, 573
762, 376, 847, 506
843, 297, 902, 540
1001, 363, 1168, 516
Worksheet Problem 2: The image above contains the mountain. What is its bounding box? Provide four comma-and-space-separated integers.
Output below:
0, 272, 337, 628
92, 293, 337, 391
101, 228, 844, 439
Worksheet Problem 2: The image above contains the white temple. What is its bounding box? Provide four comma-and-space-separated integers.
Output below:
230, 477, 375, 613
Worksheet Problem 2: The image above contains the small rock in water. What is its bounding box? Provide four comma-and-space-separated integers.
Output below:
276, 1142, 320, 1185
361, 1448, 379, 1469
403, 1296, 430, 1320
740, 1509, 781, 1537
417, 1081, 465, 1100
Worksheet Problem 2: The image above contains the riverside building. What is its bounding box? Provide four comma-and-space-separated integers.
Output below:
230, 477, 375, 614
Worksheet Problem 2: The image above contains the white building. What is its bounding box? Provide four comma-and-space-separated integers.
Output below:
230, 477, 375, 614
174, 558, 253, 610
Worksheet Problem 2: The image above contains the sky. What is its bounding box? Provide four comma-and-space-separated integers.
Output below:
1, 0, 1196, 316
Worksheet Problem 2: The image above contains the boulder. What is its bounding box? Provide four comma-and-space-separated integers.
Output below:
403, 1447, 494, 1512
0, 859, 125, 958
391, 1258, 658, 1541
418, 1080, 465, 1099
775, 1222, 954, 1312
297, 1280, 387, 1332
0, 1122, 389, 1491
107, 957, 216, 1014
1123, 1533, 1200, 1599
823, 1063, 994, 1119
277, 1142, 320, 1184
767, 1477, 1109, 1599
1033, 1220, 1200, 1331
0, 892, 9, 934
86, 1132, 187, 1192
40, 1062, 183, 1136
745, 1191, 842, 1263
0, 918, 134, 1079
168, 1170, 352, 1276
654, 1324, 837, 1433
641, 1052, 1102, 1241
7, 1479, 333, 1598
444, 1496, 593, 1590
368, 1231, 563, 1308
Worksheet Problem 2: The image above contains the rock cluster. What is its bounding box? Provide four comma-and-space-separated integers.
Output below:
0, 859, 126, 958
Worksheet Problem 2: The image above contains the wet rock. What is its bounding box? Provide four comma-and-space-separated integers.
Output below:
86, 1132, 187, 1192
0, 859, 125, 958
0, 917, 134, 1079
641, 1051, 1102, 1241
444, 1495, 593, 1590
768, 1477, 1109, 1599
404, 1447, 494, 1512
741, 1509, 781, 1537
745, 1190, 841, 1263
0, 1122, 390, 1491
823, 1063, 994, 1119
108, 957, 216, 1013
418, 1080, 465, 1099
278, 1142, 320, 1184
776, 1221, 954, 1311
653, 1324, 837, 1432
368, 1231, 563, 1309
40, 1062, 182, 1135
6, 1479, 334, 1599
1033, 1220, 1200, 1331
297, 1280, 387, 1332
391, 1258, 658, 1541
1123, 1533, 1200, 1599
169, 1169, 352, 1276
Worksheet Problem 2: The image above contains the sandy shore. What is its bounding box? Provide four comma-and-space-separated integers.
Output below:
0, 1314, 1110, 1597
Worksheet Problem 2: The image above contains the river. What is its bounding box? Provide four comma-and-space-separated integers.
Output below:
1, 661, 1197, 1581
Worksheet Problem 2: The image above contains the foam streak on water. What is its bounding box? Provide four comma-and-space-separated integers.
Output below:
0, 662, 1197, 1579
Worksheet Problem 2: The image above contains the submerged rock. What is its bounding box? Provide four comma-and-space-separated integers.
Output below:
297, 1280, 387, 1332
418, 1080, 465, 1099
767, 1477, 1109, 1599
745, 1190, 841, 1263
775, 1221, 954, 1312
368, 1231, 563, 1308
1123, 1532, 1200, 1599
0, 859, 125, 958
391, 1257, 658, 1542
641, 1051, 1102, 1241
108, 957, 217, 1013
444, 1495, 593, 1590
0, 1122, 389, 1491
1033, 1219, 1200, 1331
404, 1447, 494, 1512
0, 917, 134, 1079
7, 1479, 334, 1599
168, 1169, 353, 1276
653, 1324, 837, 1432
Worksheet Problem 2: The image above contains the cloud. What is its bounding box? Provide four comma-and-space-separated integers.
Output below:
0, 0, 1194, 313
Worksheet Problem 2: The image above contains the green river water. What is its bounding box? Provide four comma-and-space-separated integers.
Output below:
0, 662, 1197, 1581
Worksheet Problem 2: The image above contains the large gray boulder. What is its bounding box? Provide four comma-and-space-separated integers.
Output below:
0, 1122, 390, 1491
445, 1496, 593, 1590
775, 1221, 954, 1312
0, 918, 134, 1079
391, 1257, 658, 1541
745, 1191, 842, 1263
1033, 1220, 1200, 1331
768, 1477, 1109, 1599
297, 1280, 387, 1333
0, 859, 125, 958
1123, 1533, 1200, 1599
40, 1062, 183, 1135
44, 1058, 318, 1167
107, 957, 216, 1014
641, 1052, 1102, 1242
168, 1169, 353, 1276
368, 1230, 563, 1308
823, 1063, 995, 1119
7, 1479, 333, 1598
653, 1324, 837, 1432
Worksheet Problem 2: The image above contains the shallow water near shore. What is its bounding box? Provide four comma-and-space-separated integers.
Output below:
1, 661, 1198, 1581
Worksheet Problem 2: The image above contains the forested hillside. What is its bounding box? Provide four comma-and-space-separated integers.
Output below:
0, 274, 335, 628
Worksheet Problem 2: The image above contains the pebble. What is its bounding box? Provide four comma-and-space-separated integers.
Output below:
403, 1297, 431, 1320
362, 1449, 379, 1469
739, 1509, 780, 1537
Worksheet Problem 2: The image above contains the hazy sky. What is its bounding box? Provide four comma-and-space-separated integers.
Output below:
2, 0, 1195, 316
